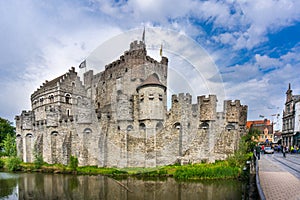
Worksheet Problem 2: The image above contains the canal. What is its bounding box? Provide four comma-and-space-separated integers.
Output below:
0, 172, 245, 199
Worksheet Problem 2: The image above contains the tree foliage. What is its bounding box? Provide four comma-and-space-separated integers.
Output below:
1, 134, 17, 157
5, 156, 21, 171
69, 155, 78, 171
34, 153, 44, 169
0, 117, 15, 152
243, 128, 260, 152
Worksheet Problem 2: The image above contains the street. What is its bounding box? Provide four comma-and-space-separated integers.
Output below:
261, 151, 300, 179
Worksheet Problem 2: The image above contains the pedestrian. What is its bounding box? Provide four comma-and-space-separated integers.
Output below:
282, 145, 286, 158
255, 144, 261, 160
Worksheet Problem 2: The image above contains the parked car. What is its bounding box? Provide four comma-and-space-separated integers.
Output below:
264, 146, 274, 154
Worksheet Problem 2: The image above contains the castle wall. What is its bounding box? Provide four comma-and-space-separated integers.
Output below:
16, 40, 247, 168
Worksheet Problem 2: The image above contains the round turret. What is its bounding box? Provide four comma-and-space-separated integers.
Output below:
137, 73, 166, 121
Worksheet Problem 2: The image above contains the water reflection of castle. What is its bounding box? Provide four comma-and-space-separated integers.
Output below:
12, 173, 242, 199
15, 39, 247, 167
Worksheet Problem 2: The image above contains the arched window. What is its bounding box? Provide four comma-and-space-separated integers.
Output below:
66, 109, 71, 116
83, 128, 92, 134
127, 125, 133, 131
48, 94, 54, 103
159, 94, 163, 101
156, 122, 163, 132
226, 124, 235, 131
139, 123, 146, 131
173, 122, 181, 130
26, 133, 33, 138
199, 122, 209, 130
16, 134, 22, 138
65, 94, 71, 104
51, 131, 58, 136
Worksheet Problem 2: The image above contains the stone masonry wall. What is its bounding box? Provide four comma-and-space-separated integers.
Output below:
16, 40, 247, 168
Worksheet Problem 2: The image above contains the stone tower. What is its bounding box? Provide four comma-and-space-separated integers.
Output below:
15, 37, 248, 168
137, 73, 166, 167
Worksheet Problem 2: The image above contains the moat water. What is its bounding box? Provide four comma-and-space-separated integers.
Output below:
0, 172, 246, 200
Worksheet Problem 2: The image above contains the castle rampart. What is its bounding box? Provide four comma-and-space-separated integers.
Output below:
16, 39, 247, 168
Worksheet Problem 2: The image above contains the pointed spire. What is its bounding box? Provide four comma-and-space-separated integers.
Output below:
142, 27, 145, 43
160, 44, 163, 57
288, 83, 291, 90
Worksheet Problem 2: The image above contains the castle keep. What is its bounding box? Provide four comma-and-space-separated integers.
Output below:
15, 40, 248, 167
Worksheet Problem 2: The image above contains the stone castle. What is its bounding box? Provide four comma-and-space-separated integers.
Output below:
15, 39, 248, 168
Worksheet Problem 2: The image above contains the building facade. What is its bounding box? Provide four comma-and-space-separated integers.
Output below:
247, 119, 274, 144
282, 84, 300, 147
15, 40, 248, 168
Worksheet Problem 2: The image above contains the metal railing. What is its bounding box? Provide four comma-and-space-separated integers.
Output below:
254, 151, 266, 200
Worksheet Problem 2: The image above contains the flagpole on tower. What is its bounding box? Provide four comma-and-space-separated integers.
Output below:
142, 27, 145, 43
79, 60, 87, 73
160, 44, 163, 57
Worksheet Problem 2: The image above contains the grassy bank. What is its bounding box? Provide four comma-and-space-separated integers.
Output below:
0, 157, 245, 180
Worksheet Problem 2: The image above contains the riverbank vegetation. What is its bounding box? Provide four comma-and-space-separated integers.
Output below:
0, 157, 244, 180
0, 141, 253, 181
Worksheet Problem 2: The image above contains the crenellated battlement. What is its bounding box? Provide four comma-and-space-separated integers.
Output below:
31, 67, 77, 99
172, 93, 192, 104
198, 95, 217, 121
130, 40, 146, 51
16, 37, 248, 168
224, 100, 242, 123
197, 95, 217, 105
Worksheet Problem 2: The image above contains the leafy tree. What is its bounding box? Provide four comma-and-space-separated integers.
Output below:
5, 156, 21, 171
243, 128, 260, 153
0, 117, 15, 152
1, 134, 17, 157
34, 153, 44, 169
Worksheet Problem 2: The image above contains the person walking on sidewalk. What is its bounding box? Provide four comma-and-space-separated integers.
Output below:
255, 144, 261, 160
282, 144, 286, 158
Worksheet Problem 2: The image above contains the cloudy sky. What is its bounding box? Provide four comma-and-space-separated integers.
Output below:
1, 0, 300, 130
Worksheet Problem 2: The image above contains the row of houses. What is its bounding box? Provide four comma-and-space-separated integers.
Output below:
247, 84, 300, 148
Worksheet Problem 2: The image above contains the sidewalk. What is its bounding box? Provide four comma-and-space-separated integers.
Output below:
257, 155, 300, 200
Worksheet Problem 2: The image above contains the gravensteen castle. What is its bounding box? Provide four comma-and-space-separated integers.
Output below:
15, 39, 248, 168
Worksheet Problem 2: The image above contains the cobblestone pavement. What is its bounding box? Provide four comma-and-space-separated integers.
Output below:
258, 154, 300, 200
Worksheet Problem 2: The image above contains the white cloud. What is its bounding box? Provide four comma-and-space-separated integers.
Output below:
255, 54, 282, 70
223, 47, 300, 125
0, 0, 122, 122
1, 0, 300, 132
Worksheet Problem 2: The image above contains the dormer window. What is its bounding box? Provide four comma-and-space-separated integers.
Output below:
40, 97, 44, 103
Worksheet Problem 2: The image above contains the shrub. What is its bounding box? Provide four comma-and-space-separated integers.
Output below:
173, 162, 240, 180
69, 156, 78, 171
34, 154, 44, 169
5, 156, 21, 171
0, 158, 4, 168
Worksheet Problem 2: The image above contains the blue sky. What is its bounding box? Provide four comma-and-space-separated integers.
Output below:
1, 0, 300, 130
